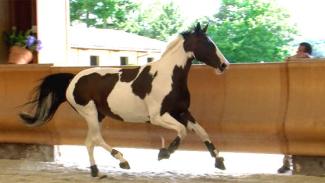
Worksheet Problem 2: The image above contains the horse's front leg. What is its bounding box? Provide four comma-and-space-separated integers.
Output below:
151, 113, 187, 160
183, 111, 226, 170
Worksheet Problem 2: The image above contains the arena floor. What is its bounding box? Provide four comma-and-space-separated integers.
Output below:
1, 146, 324, 183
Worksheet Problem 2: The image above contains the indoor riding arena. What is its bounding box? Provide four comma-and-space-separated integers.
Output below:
1, 62, 325, 182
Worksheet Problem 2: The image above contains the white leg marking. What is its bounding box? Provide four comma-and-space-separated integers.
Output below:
187, 122, 210, 141
85, 136, 96, 166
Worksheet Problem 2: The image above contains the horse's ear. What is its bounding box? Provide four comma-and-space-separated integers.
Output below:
202, 24, 209, 33
194, 22, 202, 33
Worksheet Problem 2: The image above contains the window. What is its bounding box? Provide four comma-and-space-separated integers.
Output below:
120, 56, 128, 65
90, 55, 99, 66
147, 57, 154, 63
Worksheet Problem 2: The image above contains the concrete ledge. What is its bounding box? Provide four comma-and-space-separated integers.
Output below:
0, 143, 54, 161
293, 155, 325, 176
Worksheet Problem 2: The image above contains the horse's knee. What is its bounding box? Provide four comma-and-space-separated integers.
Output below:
88, 134, 105, 146
188, 122, 209, 141
85, 134, 95, 144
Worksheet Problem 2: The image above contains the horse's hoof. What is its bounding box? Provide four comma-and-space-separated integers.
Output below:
277, 165, 291, 173
90, 165, 99, 177
215, 157, 226, 170
120, 161, 130, 169
158, 148, 170, 160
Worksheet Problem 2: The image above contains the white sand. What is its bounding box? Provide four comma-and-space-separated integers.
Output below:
1, 146, 325, 183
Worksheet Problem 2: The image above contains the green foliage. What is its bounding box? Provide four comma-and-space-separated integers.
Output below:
3, 27, 42, 52
110, 1, 184, 41
203, 0, 297, 63
141, 2, 183, 41
70, 0, 183, 41
70, 0, 139, 29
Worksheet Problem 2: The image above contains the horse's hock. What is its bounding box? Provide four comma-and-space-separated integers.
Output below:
1, 61, 325, 175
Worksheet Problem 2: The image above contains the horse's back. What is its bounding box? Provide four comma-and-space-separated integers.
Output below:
65, 67, 150, 122
77, 67, 121, 77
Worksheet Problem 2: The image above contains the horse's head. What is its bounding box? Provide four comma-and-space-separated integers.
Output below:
182, 23, 229, 73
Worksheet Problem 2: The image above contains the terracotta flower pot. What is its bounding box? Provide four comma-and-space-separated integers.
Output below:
8, 46, 33, 64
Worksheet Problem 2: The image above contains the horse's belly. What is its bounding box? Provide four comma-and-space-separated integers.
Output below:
107, 86, 149, 122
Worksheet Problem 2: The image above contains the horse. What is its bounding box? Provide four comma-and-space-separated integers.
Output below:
20, 23, 229, 177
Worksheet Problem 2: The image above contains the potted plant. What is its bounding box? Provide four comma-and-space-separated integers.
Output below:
3, 27, 42, 64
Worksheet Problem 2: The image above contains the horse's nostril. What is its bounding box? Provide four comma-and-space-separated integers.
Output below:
219, 63, 227, 71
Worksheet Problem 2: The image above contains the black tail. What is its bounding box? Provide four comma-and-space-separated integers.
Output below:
20, 73, 75, 127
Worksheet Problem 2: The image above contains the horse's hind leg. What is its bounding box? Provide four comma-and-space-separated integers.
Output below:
183, 112, 226, 170
79, 101, 130, 177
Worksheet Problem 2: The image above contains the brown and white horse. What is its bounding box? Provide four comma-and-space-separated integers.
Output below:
20, 23, 229, 177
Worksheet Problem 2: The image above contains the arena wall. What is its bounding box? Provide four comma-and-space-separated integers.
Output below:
1, 60, 325, 156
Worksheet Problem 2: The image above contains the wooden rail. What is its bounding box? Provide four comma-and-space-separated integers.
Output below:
1, 60, 325, 156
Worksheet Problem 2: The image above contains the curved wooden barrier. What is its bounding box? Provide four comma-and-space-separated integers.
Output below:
1, 60, 325, 156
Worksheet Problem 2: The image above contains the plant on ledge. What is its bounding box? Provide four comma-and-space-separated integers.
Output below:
3, 27, 42, 64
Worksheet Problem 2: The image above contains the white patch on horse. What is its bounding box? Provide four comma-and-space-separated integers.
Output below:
107, 67, 150, 122
208, 37, 230, 74
160, 36, 191, 69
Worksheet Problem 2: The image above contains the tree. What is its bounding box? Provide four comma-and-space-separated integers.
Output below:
147, 2, 183, 41
70, 0, 183, 41
204, 0, 297, 63
70, 0, 139, 29
127, 1, 184, 41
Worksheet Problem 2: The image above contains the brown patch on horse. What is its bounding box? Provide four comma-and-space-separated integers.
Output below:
120, 67, 140, 82
160, 60, 192, 125
73, 73, 123, 121
131, 66, 157, 99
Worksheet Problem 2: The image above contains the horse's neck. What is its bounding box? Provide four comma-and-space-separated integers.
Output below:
155, 37, 193, 73
150, 55, 192, 87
